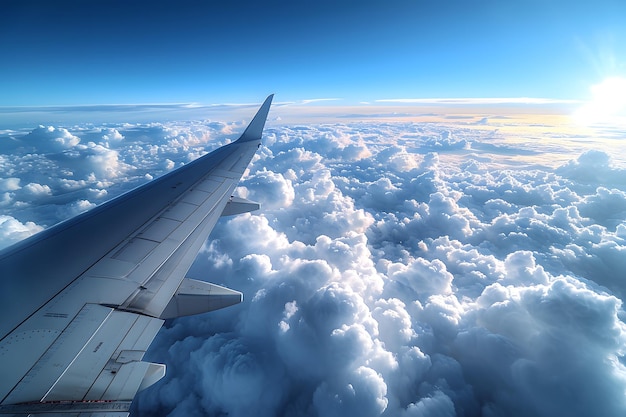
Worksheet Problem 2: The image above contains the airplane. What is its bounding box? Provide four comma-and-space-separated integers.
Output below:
0, 95, 274, 416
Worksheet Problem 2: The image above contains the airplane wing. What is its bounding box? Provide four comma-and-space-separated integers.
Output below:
0, 95, 274, 416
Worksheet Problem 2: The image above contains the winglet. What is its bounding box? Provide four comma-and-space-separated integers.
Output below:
236, 94, 274, 143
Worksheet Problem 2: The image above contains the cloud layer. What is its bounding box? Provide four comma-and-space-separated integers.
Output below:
2, 116, 626, 417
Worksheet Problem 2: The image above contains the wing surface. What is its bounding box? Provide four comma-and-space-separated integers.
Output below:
0, 95, 274, 416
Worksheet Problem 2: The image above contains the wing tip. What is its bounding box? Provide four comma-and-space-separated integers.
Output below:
236, 94, 274, 143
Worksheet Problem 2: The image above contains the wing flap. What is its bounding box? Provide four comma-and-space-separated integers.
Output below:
3, 304, 113, 404
0, 329, 60, 404
85, 317, 164, 401
43, 308, 141, 402
100, 361, 164, 401
2, 304, 165, 404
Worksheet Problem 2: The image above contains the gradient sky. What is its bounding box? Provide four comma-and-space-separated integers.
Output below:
1, 0, 626, 106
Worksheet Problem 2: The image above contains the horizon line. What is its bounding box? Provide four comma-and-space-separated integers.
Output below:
0, 96, 587, 111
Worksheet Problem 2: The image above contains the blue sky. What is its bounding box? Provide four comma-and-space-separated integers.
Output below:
1, 0, 626, 106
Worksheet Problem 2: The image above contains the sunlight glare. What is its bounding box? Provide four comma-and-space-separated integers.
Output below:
574, 76, 626, 125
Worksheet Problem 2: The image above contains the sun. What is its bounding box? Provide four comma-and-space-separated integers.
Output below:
573, 76, 626, 125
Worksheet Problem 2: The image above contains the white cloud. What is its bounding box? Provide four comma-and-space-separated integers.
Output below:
313, 366, 388, 417
300, 98, 342, 105
22, 182, 52, 196
24, 125, 81, 150
100, 127, 124, 144
376, 98, 582, 105
242, 169, 295, 209
3, 115, 626, 417
0, 215, 43, 248
0, 178, 20, 192
401, 391, 455, 417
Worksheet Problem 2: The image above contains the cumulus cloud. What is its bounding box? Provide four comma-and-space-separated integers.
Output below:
0, 120, 243, 232
100, 127, 125, 144
22, 182, 52, 196
3, 115, 626, 417
0, 215, 43, 248
557, 150, 626, 187
0, 178, 20, 192
23, 125, 81, 151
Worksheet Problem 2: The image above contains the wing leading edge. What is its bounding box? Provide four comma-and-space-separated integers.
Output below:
0, 95, 274, 416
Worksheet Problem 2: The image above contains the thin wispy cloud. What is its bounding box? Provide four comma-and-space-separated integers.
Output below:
376, 97, 583, 105
275, 98, 344, 106
300, 98, 343, 105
